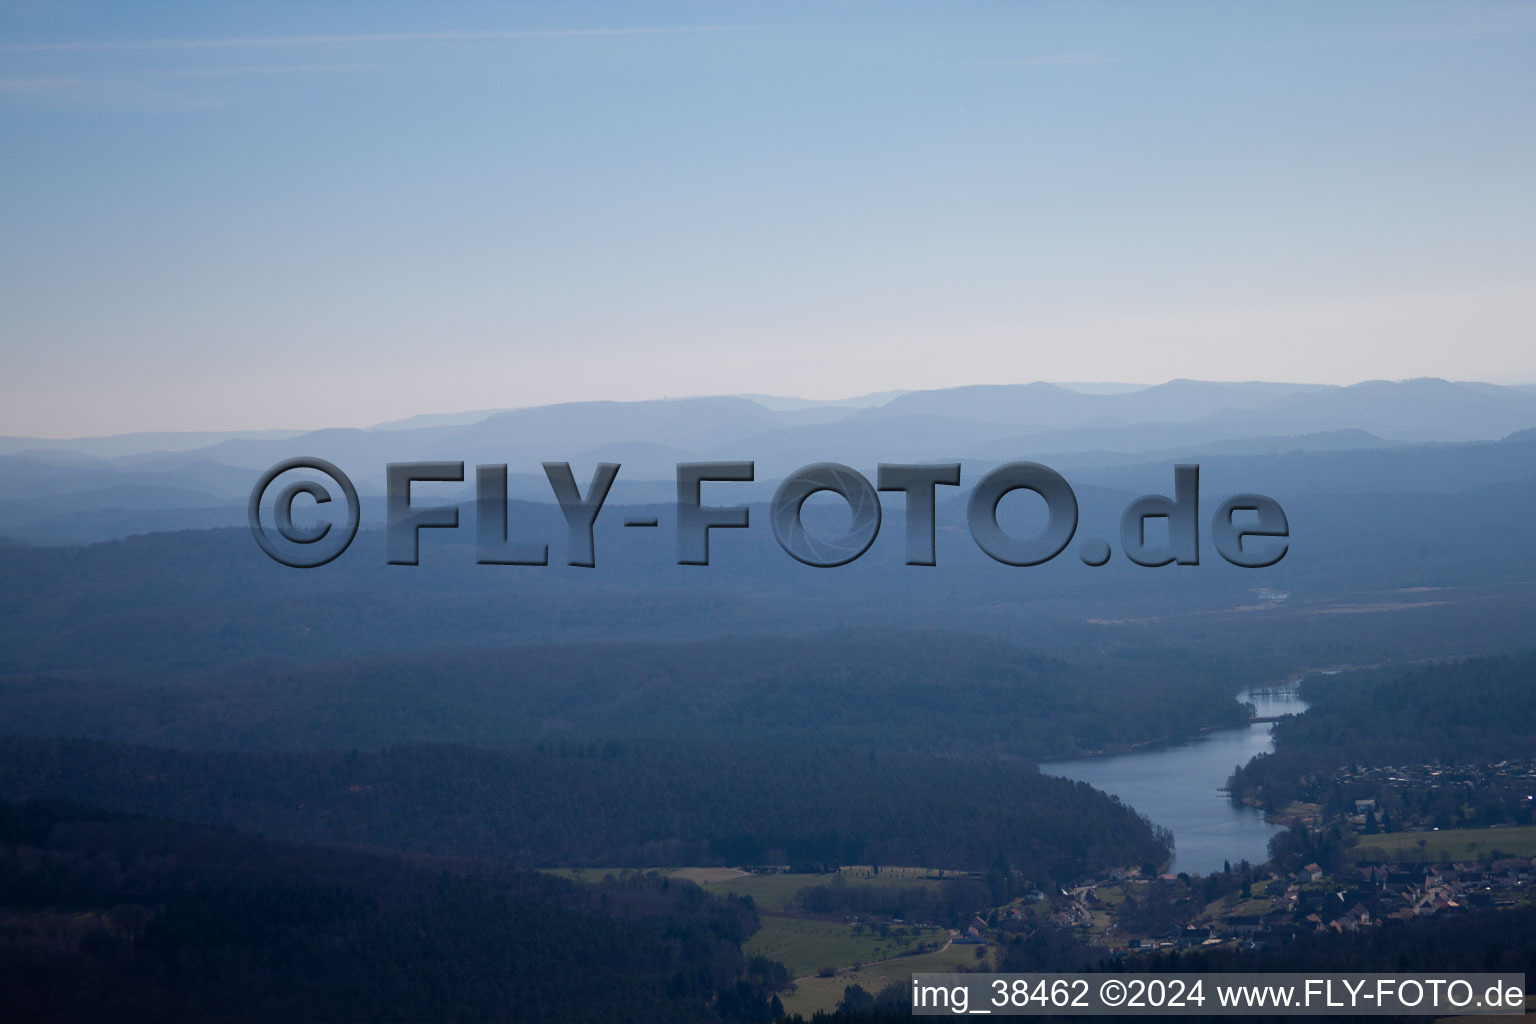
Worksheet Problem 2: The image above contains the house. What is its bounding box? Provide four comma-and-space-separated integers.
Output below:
1301, 863, 1324, 883
1179, 927, 1211, 946
1224, 915, 1263, 936
1330, 904, 1373, 932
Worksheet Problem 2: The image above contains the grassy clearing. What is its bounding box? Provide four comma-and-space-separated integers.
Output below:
540, 866, 819, 911
742, 915, 946, 979
540, 867, 640, 882
544, 868, 987, 1016
1204, 895, 1273, 921
1349, 825, 1536, 863
699, 867, 954, 913
670, 867, 749, 884
697, 872, 815, 912
543, 866, 958, 911
778, 939, 982, 1017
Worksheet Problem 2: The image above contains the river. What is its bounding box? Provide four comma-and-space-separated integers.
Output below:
1049, 685, 1310, 876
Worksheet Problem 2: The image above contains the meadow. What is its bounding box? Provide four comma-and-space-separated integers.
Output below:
741, 915, 947, 979
1350, 825, 1536, 862
777, 939, 985, 1017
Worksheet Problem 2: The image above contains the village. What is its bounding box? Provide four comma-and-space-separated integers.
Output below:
985, 850, 1534, 957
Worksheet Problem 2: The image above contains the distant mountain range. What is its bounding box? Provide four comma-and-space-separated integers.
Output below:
2, 377, 1535, 545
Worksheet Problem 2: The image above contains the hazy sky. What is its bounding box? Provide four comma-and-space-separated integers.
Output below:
2, 1, 1534, 436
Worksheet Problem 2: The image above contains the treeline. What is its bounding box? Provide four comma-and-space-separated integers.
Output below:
1229, 653, 1536, 811
0, 736, 1168, 879
0, 799, 776, 1023
0, 632, 1252, 761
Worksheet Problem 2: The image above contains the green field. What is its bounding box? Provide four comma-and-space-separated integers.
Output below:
1350, 825, 1536, 863
697, 867, 955, 913
669, 867, 751, 884
777, 938, 983, 1017
697, 871, 819, 912
742, 915, 946, 978
542, 867, 960, 911
540, 867, 638, 882
540, 866, 819, 912
545, 864, 970, 1013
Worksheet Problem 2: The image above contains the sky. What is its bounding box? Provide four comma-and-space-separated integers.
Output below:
2, 0, 1534, 436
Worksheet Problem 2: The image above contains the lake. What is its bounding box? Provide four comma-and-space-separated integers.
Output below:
1049, 685, 1309, 876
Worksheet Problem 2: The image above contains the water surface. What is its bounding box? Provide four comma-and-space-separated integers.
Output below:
1050, 686, 1309, 875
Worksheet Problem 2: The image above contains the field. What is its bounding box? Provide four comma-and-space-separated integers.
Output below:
542, 867, 954, 910
697, 866, 956, 913
540, 867, 634, 882
670, 867, 750, 884
742, 915, 947, 978
1350, 825, 1536, 863
547, 864, 973, 1015
777, 938, 984, 1017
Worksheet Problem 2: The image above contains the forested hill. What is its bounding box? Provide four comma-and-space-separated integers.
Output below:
0, 799, 772, 1024
0, 736, 1169, 879
1229, 653, 1536, 809
0, 631, 1252, 761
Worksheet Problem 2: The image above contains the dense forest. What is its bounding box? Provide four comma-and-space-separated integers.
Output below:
0, 631, 1254, 761
0, 799, 777, 1023
5, 492, 1536, 693
0, 736, 1169, 878
1229, 654, 1536, 811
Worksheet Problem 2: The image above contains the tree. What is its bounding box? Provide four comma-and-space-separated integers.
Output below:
839, 984, 875, 1013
